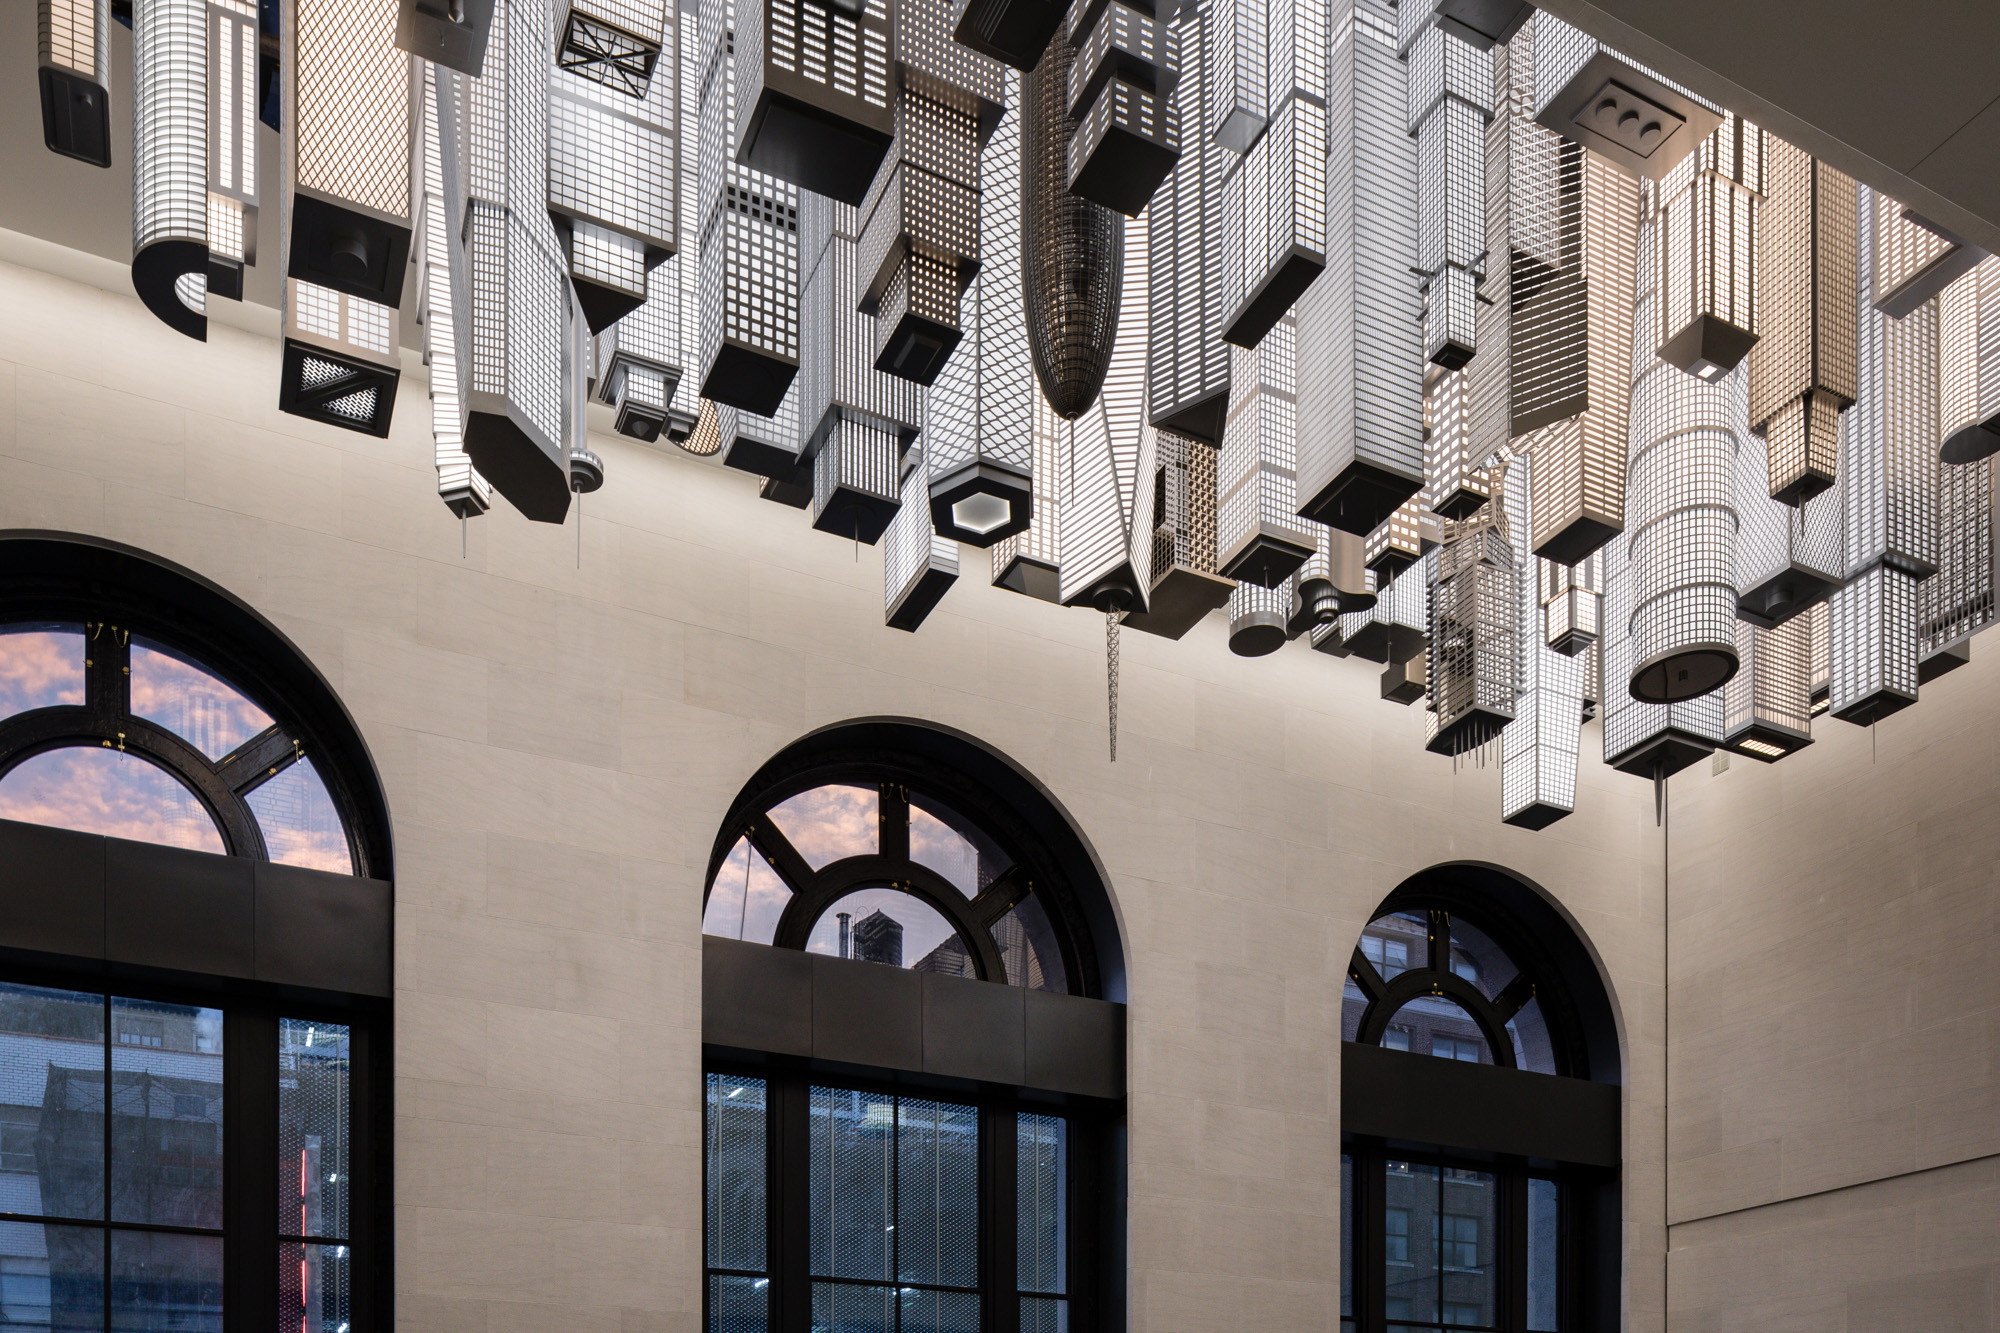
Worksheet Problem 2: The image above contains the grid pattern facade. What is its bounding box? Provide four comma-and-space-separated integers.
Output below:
1504, 16, 1588, 438
1529, 15, 1711, 130
993, 387, 1066, 595
1364, 493, 1427, 577
134, 0, 208, 265
926, 80, 1033, 485
886, 454, 960, 629
1221, 85, 1327, 343
1600, 524, 1724, 769
1501, 450, 1582, 823
1427, 513, 1518, 756
293, 0, 409, 220
1341, 555, 1427, 659
1625, 199, 1743, 698
798, 195, 921, 455
1424, 363, 1487, 515
207, 0, 257, 214
665, 22, 704, 426
1149, 430, 1222, 575
1871, 192, 1969, 316
1724, 617, 1812, 756
719, 377, 805, 472
1057, 210, 1155, 608
595, 270, 683, 409
1406, 22, 1491, 367
1939, 257, 2000, 457
417, 63, 488, 515
1024, 27, 1124, 419
811, 415, 904, 535
1529, 151, 1635, 563
1210, 0, 1266, 149
1464, 24, 1521, 501
1293, 4, 1421, 532
1148, 0, 1230, 442
1920, 417, 1994, 655
1747, 138, 1855, 502
1734, 406, 1842, 627
1226, 577, 1289, 635
894, 0, 1002, 114
1828, 561, 1919, 723
1539, 545, 1601, 655
1218, 309, 1313, 583
699, 0, 802, 394
1846, 189, 1939, 579
464, 0, 570, 456
548, 56, 678, 252
40, 0, 105, 77
739, 0, 892, 147
1067, 2, 1177, 117
1655, 115, 1761, 367
1068, 73, 1178, 200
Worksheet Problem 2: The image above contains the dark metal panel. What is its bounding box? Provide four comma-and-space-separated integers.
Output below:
1340, 1042, 1620, 1167
921, 972, 1025, 1086
254, 862, 392, 997
103, 836, 256, 979
0, 818, 106, 959
1022, 988, 1124, 1100
704, 936, 814, 1057
811, 952, 922, 1070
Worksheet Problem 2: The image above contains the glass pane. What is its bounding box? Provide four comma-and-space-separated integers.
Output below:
278, 1020, 350, 1241
810, 1282, 892, 1333
1506, 997, 1559, 1077
1383, 1161, 1437, 1327
1446, 917, 1519, 1004
894, 1100, 977, 1289
806, 891, 964, 975
1359, 914, 1426, 982
702, 839, 793, 946
248, 762, 351, 876
709, 1275, 767, 1333
1340, 977, 1366, 1042
108, 1230, 220, 1333
809, 1087, 893, 1281
1016, 1115, 1065, 1296
0, 629, 85, 723
129, 640, 272, 762
768, 785, 876, 870
1339, 1155, 1351, 1320
1020, 1297, 1067, 1333
1526, 1178, 1559, 1332
0, 1220, 101, 1333
1441, 1168, 1496, 1327
277, 1241, 348, 1333
906, 796, 1007, 898
1385, 997, 1490, 1066
108, 1000, 222, 1229
0, 985, 105, 1222
0, 751, 224, 856
705, 1074, 766, 1273
994, 895, 1067, 994
899, 1287, 977, 1333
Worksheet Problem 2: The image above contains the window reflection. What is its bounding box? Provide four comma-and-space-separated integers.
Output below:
994, 895, 1066, 994
0, 628, 85, 723
907, 796, 1008, 898
769, 785, 877, 870
0, 749, 224, 855
702, 838, 794, 945
247, 760, 350, 875
807, 891, 967, 975
1386, 997, 1490, 1066
129, 640, 272, 763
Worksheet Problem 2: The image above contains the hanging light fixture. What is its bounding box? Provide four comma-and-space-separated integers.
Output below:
1939, 257, 2000, 464
1401, 4, 1491, 371
1218, 307, 1315, 585
1064, 0, 1180, 215
1655, 113, 1762, 380
40, 0, 112, 166
415, 58, 489, 517
732, 0, 893, 203
1747, 137, 1857, 506
1122, 430, 1236, 638
1733, 410, 1842, 627
992, 383, 1066, 603
696, 0, 800, 414
1600, 523, 1723, 779
1722, 617, 1814, 761
1147, 0, 1230, 445
1871, 196, 1982, 320
886, 441, 960, 629
1501, 449, 1582, 826
1295, 1, 1422, 537
1226, 579, 1289, 656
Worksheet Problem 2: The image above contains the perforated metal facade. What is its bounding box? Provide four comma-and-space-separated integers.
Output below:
132, 0, 211, 335
1746, 137, 1856, 505
733, 0, 893, 204
1501, 450, 1582, 826
992, 384, 1066, 602
1403, 15, 1490, 370
1723, 617, 1813, 760
1655, 114, 1762, 379
1600, 522, 1722, 777
1218, 308, 1314, 586
1871, 192, 1981, 320
1294, 3, 1421, 537
1939, 257, 2000, 463
1426, 506, 1517, 756
886, 446, 961, 629
416, 61, 488, 515
1148, 0, 1230, 445
1734, 406, 1842, 629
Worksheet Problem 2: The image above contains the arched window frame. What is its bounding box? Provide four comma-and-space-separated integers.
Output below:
706, 744, 1110, 998
0, 535, 390, 878
1340, 867, 1622, 1333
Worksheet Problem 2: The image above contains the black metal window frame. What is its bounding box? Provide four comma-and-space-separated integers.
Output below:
1346, 909, 1563, 1076
1342, 1144, 1577, 1333
705, 1060, 1109, 1333
0, 958, 387, 1333
706, 748, 1109, 1000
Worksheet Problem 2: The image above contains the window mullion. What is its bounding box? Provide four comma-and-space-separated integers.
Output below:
981, 1106, 1016, 1333
223, 1007, 279, 1333
775, 1076, 811, 1333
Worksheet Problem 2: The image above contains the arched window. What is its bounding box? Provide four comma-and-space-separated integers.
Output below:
1340, 869, 1620, 1333
0, 536, 390, 1333
701, 722, 1125, 1333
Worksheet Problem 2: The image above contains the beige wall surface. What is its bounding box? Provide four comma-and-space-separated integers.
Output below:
0, 254, 1677, 1333
1666, 653, 2000, 1330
